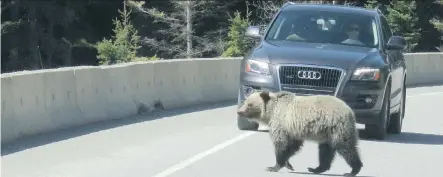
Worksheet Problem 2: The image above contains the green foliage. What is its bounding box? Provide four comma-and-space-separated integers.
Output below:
73, 38, 96, 49
222, 11, 254, 57
1, 20, 23, 35
133, 55, 160, 62
364, 0, 421, 51
364, 0, 379, 9
96, 4, 143, 65
385, 0, 421, 51
96, 39, 127, 64
430, 18, 443, 32
2, 0, 442, 73
430, 0, 443, 32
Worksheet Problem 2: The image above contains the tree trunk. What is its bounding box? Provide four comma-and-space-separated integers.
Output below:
27, 2, 43, 70
186, 1, 192, 58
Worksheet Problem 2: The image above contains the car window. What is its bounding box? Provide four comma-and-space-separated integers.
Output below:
380, 16, 392, 43
265, 9, 379, 48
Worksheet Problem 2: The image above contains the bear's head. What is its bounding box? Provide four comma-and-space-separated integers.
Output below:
237, 90, 275, 124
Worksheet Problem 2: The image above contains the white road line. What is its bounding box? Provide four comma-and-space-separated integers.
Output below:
407, 92, 443, 98
151, 131, 256, 177
152, 91, 443, 177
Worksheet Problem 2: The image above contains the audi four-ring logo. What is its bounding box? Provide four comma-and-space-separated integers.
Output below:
297, 70, 321, 80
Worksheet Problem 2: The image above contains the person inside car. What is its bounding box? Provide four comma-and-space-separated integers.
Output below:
342, 22, 365, 45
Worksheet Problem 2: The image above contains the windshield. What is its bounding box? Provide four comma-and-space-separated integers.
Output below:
265, 9, 379, 48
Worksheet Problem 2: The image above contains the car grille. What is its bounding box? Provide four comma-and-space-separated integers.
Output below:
278, 65, 343, 95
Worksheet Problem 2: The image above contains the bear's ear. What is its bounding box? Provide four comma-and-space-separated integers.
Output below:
260, 91, 271, 102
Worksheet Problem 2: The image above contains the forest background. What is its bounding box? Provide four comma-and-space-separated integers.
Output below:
1, 0, 442, 73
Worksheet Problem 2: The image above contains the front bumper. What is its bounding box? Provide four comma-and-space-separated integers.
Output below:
353, 109, 382, 124
237, 72, 280, 104
237, 72, 386, 125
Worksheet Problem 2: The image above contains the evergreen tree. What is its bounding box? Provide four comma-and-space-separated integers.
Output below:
365, 0, 421, 52
430, 0, 443, 50
128, 1, 233, 59
364, 0, 379, 9
96, 2, 142, 65
386, 0, 421, 51
431, 18, 443, 32
221, 11, 254, 57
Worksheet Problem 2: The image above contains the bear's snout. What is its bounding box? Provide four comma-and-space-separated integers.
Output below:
237, 110, 245, 117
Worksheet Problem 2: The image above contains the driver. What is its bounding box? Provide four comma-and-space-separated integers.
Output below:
342, 22, 364, 45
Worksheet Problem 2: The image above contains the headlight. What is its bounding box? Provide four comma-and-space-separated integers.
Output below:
245, 60, 270, 75
351, 67, 380, 81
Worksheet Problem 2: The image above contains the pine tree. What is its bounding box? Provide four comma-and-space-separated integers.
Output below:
431, 19, 443, 32
430, 0, 443, 32
430, 0, 443, 50
385, 0, 421, 51
365, 0, 421, 52
96, 2, 142, 65
364, 0, 379, 9
127, 1, 233, 59
221, 11, 254, 57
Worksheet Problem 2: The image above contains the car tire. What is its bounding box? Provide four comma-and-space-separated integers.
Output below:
237, 116, 259, 131
365, 82, 390, 140
387, 81, 406, 134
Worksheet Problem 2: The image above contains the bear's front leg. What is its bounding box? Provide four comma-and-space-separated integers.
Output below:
265, 161, 294, 172
285, 161, 294, 171
266, 130, 302, 172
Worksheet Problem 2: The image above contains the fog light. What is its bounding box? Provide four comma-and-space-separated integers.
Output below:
364, 97, 373, 103
243, 86, 255, 97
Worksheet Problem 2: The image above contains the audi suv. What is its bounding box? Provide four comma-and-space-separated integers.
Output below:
237, 3, 408, 140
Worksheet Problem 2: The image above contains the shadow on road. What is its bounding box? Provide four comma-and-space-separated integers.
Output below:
1, 101, 236, 156
406, 82, 443, 89
246, 129, 443, 145
291, 171, 375, 177
359, 130, 443, 145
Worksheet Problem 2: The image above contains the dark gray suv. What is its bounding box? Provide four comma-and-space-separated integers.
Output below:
237, 3, 407, 140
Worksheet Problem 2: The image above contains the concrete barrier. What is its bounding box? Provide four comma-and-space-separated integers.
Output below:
1, 53, 442, 143
404, 53, 443, 86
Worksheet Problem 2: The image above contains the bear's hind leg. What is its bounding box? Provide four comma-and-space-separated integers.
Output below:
308, 143, 336, 174
336, 144, 363, 177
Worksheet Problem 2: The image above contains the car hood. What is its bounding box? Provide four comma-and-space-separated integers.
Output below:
251, 41, 380, 70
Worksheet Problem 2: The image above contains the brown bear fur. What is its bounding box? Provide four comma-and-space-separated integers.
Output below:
237, 90, 363, 177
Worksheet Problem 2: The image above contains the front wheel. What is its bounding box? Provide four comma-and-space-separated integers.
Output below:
365, 83, 390, 140
387, 82, 406, 134
237, 116, 259, 131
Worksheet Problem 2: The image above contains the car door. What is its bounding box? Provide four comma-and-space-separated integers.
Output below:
380, 16, 401, 106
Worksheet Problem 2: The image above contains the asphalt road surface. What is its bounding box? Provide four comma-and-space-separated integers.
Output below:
2, 85, 443, 177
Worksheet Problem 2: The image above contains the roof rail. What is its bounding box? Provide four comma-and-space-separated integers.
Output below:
282, 1, 296, 8
374, 4, 383, 14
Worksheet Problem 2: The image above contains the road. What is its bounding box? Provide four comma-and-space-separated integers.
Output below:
2, 85, 443, 177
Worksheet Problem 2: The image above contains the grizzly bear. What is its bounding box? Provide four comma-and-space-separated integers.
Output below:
237, 91, 363, 177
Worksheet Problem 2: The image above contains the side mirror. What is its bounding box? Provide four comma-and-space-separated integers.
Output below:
386, 36, 407, 50
245, 26, 262, 39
